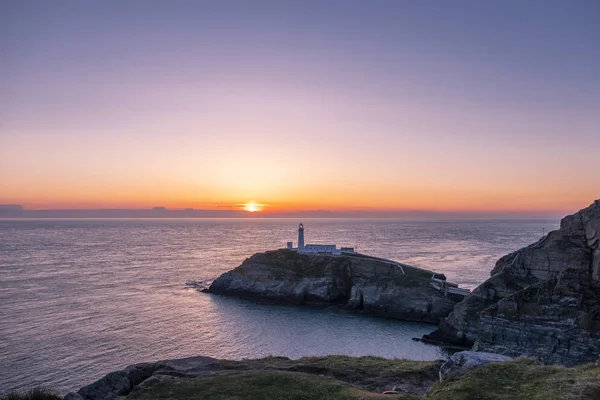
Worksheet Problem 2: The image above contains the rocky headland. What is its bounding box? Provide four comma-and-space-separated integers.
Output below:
424, 200, 600, 366
206, 250, 466, 323
60, 353, 600, 400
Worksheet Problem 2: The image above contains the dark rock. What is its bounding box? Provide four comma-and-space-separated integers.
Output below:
207, 250, 464, 323
427, 200, 600, 366
63, 393, 85, 400
439, 351, 512, 382
67, 363, 155, 400
76, 370, 132, 400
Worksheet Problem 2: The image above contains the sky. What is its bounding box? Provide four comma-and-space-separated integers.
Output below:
1, 0, 599, 215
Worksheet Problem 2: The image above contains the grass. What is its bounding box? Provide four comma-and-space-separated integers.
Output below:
258, 250, 334, 279
124, 355, 438, 400
428, 358, 600, 400
294, 356, 440, 395
0, 387, 61, 400
8, 356, 600, 400
300, 355, 438, 374
124, 356, 600, 400
126, 370, 417, 400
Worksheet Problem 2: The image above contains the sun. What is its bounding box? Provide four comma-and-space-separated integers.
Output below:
243, 202, 262, 212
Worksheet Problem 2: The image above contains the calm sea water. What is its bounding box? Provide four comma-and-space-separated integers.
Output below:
0, 218, 559, 394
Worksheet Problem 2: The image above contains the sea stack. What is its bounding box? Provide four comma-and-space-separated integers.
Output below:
206, 249, 467, 323
424, 200, 600, 366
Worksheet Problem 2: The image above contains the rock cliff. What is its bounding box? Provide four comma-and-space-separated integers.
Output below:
63, 355, 442, 400
206, 250, 464, 323
424, 200, 600, 365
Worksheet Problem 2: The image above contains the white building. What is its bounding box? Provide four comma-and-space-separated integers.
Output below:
286, 223, 354, 255
303, 244, 338, 254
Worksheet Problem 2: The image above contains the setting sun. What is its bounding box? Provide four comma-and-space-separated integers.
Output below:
243, 202, 262, 213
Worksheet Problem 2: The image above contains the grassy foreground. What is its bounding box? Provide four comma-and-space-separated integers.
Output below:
6, 356, 599, 400
428, 358, 600, 400
124, 356, 600, 400
127, 370, 415, 400
0, 387, 61, 400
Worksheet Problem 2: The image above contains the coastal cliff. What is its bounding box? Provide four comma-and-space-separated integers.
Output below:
206, 250, 464, 323
60, 354, 600, 400
425, 200, 600, 365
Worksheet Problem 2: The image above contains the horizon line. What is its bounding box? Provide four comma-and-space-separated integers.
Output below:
0, 204, 569, 221
0, 204, 575, 213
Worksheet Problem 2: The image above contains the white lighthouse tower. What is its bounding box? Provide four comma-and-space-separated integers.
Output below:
298, 223, 305, 249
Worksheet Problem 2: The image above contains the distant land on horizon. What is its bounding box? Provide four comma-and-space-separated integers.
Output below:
0, 204, 566, 220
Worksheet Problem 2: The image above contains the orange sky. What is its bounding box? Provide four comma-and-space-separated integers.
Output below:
1, 112, 598, 213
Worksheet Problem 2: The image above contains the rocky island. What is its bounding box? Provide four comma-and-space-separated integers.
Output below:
423, 199, 600, 366
206, 249, 467, 323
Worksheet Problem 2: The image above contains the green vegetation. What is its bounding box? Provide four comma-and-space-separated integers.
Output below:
0, 388, 61, 400
429, 358, 600, 400
168, 355, 439, 397
126, 370, 416, 400
125, 356, 600, 400
301, 355, 438, 373
7, 356, 600, 399
264, 251, 338, 279
299, 355, 439, 393
260, 249, 440, 283
401, 264, 436, 281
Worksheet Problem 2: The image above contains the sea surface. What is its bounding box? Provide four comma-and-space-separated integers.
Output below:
0, 218, 559, 394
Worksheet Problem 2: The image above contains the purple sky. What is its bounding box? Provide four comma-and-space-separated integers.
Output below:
1, 0, 599, 213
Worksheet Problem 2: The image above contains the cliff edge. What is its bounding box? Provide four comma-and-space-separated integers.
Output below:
61, 354, 600, 400
424, 200, 600, 365
206, 250, 465, 323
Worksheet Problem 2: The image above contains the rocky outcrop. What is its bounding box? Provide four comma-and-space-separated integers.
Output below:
206, 250, 465, 323
63, 355, 442, 399
424, 200, 600, 366
63, 362, 157, 400
438, 351, 512, 382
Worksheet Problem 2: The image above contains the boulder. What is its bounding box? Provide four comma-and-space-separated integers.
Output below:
66, 362, 155, 400
75, 371, 132, 400
439, 351, 512, 382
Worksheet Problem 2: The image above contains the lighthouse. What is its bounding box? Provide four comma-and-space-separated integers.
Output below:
287, 224, 350, 255
298, 223, 305, 249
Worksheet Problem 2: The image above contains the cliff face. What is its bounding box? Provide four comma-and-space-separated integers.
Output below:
207, 251, 462, 323
427, 200, 600, 365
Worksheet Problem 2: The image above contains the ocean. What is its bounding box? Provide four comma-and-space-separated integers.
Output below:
0, 218, 559, 394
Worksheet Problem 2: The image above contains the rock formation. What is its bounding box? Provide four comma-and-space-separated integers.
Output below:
206, 250, 465, 323
424, 200, 600, 366
438, 351, 512, 382
61, 353, 600, 400
63, 355, 442, 400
